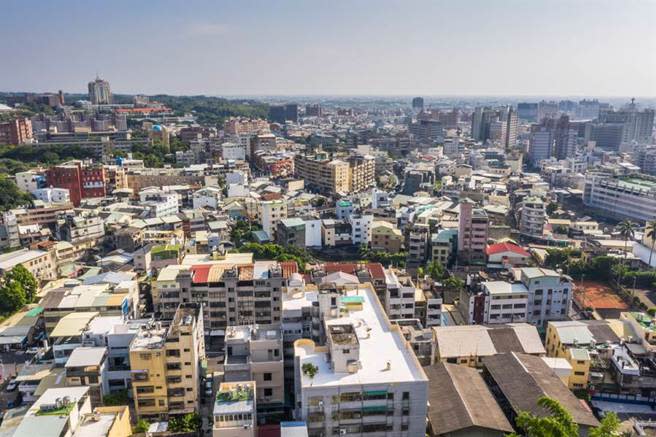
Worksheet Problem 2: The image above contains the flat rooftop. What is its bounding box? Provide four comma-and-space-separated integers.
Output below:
295, 285, 426, 387
484, 281, 528, 296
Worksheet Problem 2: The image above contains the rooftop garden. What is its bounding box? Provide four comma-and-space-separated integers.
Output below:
36, 403, 74, 416
151, 244, 180, 260
216, 386, 253, 403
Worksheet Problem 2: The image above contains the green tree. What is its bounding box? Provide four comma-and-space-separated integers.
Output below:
6, 265, 38, 303
646, 220, 656, 267
506, 396, 620, 437
168, 412, 201, 432
133, 418, 149, 433
589, 412, 621, 437
0, 280, 26, 314
442, 276, 464, 292
546, 202, 559, 216
0, 176, 33, 211
617, 220, 636, 266
426, 260, 447, 281
102, 389, 129, 406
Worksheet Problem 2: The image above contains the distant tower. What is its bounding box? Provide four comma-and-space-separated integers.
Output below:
88, 76, 112, 105
412, 97, 424, 111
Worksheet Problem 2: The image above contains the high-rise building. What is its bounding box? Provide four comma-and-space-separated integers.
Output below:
269, 104, 298, 123
598, 100, 655, 145
553, 115, 577, 160
503, 106, 518, 148
88, 76, 112, 105
517, 102, 539, 122
577, 99, 600, 120
412, 96, 424, 111
305, 104, 322, 117
538, 100, 559, 121
583, 173, 656, 222
458, 198, 489, 264
0, 117, 33, 145
528, 126, 553, 167
129, 304, 205, 420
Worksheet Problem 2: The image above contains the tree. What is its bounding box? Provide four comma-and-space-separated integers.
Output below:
617, 220, 636, 266
546, 202, 559, 216
506, 396, 620, 437
426, 260, 447, 281
6, 265, 38, 303
0, 280, 26, 314
442, 276, 464, 292
102, 389, 129, 406
646, 220, 656, 267
133, 419, 149, 433
0, 176, 33, 211
589, 412, 621, 437
168, 413, 201, 433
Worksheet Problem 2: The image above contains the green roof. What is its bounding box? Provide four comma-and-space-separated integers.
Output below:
337, 200, 352, 207
216, 387, 253, 403
26, 307, 44, 318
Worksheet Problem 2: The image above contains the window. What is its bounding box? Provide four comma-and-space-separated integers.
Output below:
264, 388, 273, 397
263, 373, 272, 381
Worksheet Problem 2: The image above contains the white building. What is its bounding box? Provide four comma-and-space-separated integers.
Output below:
294, 284, 428, 437
584, 173, 656, 222
222, 142, 247, 161
520, 267, 573, 326
193, 186, 222, 210
213, 381, 256, 437
349, 214, 373, 245
304, 219, 322, 248
519, 196, 546, 236
14, 170, 42, 193
258, 198, 287, 239
139, 188, 180, 218
384, 269, 417, 320
33, 188, 70, 204
478, 281, 529, 324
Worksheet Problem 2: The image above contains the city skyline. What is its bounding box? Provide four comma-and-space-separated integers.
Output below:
1, 0, 655, 97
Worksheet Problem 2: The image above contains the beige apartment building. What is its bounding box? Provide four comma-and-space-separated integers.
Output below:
130, 304, 206, 419
294, 151, 375, 196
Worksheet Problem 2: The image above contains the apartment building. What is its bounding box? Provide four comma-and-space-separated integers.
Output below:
370, 221, 403, 253
406, 223, 430, 264
0, 248, 56, 281
0, 203, 74, 248
584, 173, 656, 222
294, 152, 350, 196
276, 218, 306, 248
213, 381, 257, 437
55, 210, 105, 246
294, 284, 428, 437
0, 117, 33, 145
64, 346, 109, 406
457, 198, 489, 264
224, 324, 284, 413
348, 154, 376, 193
139, 188, 180, 218
259, 196, 288, 239
45, 161, 107, 206
430, 229, 457, 266
519, 196, 546, 236
384, 269, 417, 320
463, 268, 572, 327
130, 304, 205, 419
545, 320, 621, 389
152, 259, 294, 348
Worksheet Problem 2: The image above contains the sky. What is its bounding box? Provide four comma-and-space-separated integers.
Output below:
1, 0, 655, 97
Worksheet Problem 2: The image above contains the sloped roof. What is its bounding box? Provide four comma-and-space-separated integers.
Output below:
483, 353, 599, 428
425, 363, 513, 435
486, 242, 530, 257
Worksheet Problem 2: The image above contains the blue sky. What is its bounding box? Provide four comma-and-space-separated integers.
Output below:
1, 0, 655, 96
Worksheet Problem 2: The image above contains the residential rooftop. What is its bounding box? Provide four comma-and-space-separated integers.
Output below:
295, 284, 426, 387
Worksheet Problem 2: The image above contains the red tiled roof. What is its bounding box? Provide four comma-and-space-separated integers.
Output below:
261, 192, 283, 201
485, 242, 530, 257
191, 264, 211, 284
366, 263, 386, 280
279, 261, 298, 278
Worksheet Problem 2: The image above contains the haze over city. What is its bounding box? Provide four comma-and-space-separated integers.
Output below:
1, 0, 655, 96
